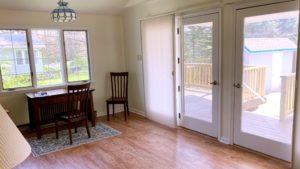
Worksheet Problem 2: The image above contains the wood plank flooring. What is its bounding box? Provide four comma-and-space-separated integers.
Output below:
16, 113, 290, 169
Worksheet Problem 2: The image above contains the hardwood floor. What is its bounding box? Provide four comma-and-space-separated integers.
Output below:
16, 113, 290, 169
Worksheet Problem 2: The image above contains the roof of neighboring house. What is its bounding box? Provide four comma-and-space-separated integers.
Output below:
244, 38, 297, 54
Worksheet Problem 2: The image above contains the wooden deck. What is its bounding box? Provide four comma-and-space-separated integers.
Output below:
184, 89, 212, 122
184, 89, 293, 144
16, 113, 289, 169
242, 92, 293, 144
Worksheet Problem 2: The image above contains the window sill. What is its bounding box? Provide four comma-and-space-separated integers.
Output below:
0, 81, 95, 97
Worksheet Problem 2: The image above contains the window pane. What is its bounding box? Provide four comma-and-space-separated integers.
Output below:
32, 30, 63, 86
64, 31, 90, 82
242, 11, 298, 144
0, 30, 32, 89
16, 50, 23, 65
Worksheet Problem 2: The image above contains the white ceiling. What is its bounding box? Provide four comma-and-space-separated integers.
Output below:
0, 0, 148, 14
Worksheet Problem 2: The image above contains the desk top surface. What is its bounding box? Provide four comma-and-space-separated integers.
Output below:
26, 89, 67, 99
26, 89, 95, 99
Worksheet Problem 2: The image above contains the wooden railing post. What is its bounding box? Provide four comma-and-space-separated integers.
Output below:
280, 74, 296, 120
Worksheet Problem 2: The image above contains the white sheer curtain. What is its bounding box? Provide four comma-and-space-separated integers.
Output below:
141, 15, 175, 128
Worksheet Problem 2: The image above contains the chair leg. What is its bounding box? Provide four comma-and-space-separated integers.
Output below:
68, 122, 73, 145
126, 101, 130, 116
74, 122, 77, 133
85, 119, 91, 138
55, 118, 59, 139
106, 102, 110, 121
124, 103, 127, 121
112, 104, 115, 116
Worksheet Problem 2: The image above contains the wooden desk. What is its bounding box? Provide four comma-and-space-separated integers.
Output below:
26, 89, 96, 139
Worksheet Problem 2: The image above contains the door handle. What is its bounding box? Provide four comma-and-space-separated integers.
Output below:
209, 80, 218, 85
234, 83, 241, 88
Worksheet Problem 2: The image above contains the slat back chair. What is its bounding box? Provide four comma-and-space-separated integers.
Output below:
67, 84, 90, 119
111, 72, 129, 99
106, 72, 129, 121
55, 83, 91, 144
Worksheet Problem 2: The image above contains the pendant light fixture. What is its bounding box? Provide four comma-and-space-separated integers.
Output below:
51, 0, 76, 23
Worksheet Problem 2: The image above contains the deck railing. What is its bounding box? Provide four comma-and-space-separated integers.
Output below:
184, 63, 212, 89
280, 74, 296, 120
184, 64, 266, 101
243, 66, 267, 101
184, 63, 296, 120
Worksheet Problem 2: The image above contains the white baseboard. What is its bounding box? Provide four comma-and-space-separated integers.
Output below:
96, 106, 146, 117
218, 137, 231, 144
96, 105, 124, 117
129, 107, 146, 117
96, 111, 107, 117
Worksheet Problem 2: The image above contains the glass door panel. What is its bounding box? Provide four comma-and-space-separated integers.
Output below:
242, 11, 298, 144
183, 21, 213, 122
181, 13, 219, 137
234, 1, 298, 161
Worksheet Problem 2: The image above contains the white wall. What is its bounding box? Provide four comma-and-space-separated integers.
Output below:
0, 9, 125, 125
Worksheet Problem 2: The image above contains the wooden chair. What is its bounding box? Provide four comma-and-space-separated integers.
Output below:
106, 72, 129, 121
54, 83, 91, 144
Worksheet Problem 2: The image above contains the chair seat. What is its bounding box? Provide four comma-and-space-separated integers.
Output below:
106, 97, 127, 103
55, 111, 86, 121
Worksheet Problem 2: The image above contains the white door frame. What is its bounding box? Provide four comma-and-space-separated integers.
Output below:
233, 0, 298, 161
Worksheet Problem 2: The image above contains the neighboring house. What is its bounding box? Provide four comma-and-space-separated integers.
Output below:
244, 38, 297, 93
0, 34, 45, 75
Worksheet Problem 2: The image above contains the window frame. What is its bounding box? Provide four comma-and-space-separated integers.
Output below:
62, 30, 92, 83
0, 29, 34, 90
31, 29, 65, 88
0, 28, 92, 93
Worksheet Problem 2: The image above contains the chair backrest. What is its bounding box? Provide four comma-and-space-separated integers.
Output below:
67, 83, 90, 118
110, 72, 128, 99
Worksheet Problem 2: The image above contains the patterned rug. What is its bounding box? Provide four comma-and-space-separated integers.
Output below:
27, 123, 121, 157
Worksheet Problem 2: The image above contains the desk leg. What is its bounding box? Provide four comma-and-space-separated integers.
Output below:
89, 92, 96, 127
27, 98, 35, 130
34, 105, 41, 139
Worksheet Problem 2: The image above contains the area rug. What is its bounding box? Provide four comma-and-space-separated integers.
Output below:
27, 123, 121, 157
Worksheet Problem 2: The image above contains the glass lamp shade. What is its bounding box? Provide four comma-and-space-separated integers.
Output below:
51, 1, 76, 23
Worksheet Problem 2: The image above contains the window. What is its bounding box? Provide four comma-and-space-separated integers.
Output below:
0, 29, 91, 91
0, 30, 32, 89
32, 29, 64, 87
64, 31, 90, 82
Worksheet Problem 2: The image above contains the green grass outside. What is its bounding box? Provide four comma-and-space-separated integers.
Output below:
2, 72, 89, 89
